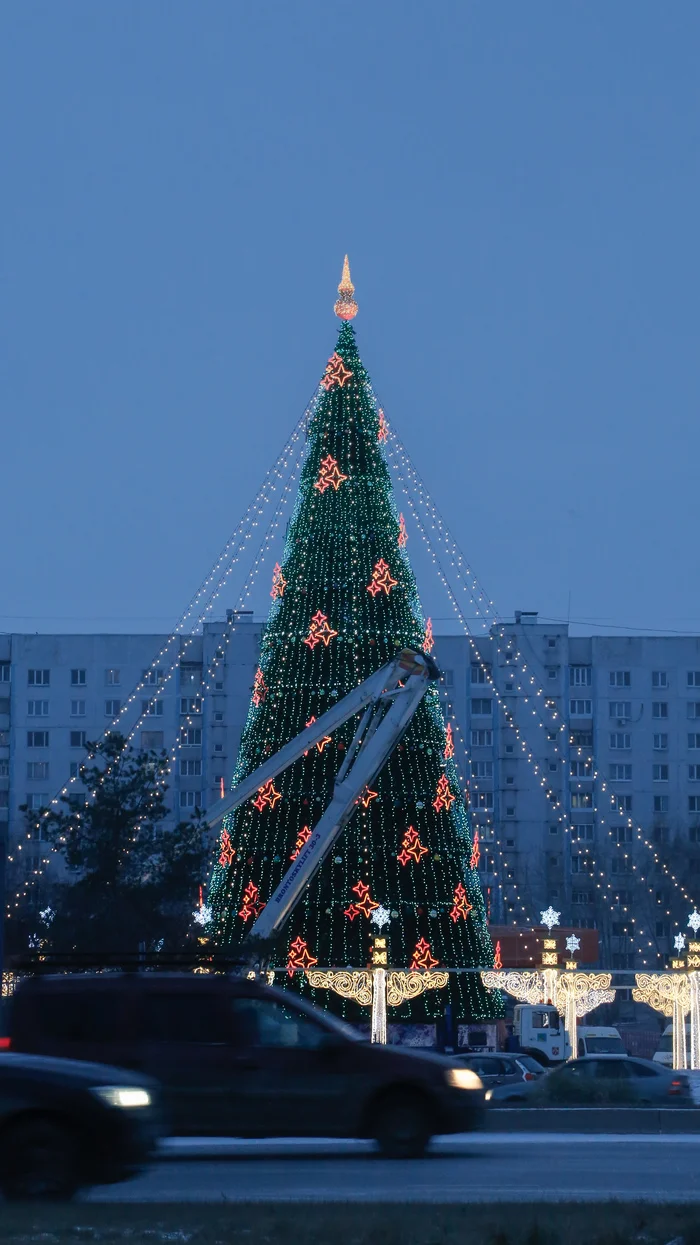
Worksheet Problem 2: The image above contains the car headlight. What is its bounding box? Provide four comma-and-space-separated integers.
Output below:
91, 1086, 151, 1109
485, 1088, 493, 1101
446, 1067, 483, 1091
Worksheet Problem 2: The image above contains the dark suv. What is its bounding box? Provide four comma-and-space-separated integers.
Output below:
9, 974, 485, 1157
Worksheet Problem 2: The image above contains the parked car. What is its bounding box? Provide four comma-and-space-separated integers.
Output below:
455, 1051, 545, 1089
0, 1051, 161, 1200
486, 1054, 692, 1106
8, 974, 485, 1157
577, 1026, 626, 1057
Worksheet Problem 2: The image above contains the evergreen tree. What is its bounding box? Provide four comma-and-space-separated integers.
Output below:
209, 267, 499, 1021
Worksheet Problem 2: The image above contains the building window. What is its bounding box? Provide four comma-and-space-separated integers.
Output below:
70, 669, 86, 686
471, 699, 492, 716
689, 734, 700, 750
652, 671, 668, 689
570, 667, 592, 687
570, 700, 592, 717
690, 796, 700, 814
142, 699, 164, 717
611, 826, 633, 843
547, 667, 558, 680
471, 761, 493, 779
27, 731, 49, 748
688, 703, 700, 721
572, 891, 594, 905
26, 761, 49, 780
571, 824, 594, 841
180, 759, 202, 777
653, 764, 669, 782
442, 670, 454, 687
0, 760, 8, 777
180, 791, 201, 809
653, 702, 669, 719
611, 858, 634, 874
610, 702, 632, 720
106, 668, 121, 685
691, 826, 700, 844
214, 712, 224, 722
69, 762, 79, 778
27, 669, 50, 686
654, 795, 669, 813
0, 663, 10, 682
141, 731, 164, 749
570, 730, 593, 747
180, 728, 202, 747
70, 700, 85, 717
142, 668, 165, 685
571, 855, 592, 874
618, 794, 633, 811
470, 729, 493, 747
70, 731, 87, 748
505, 805, 515, 816
105, 699, 121, 716
214, 743, 224, 753
25, 793, 48, 811
549, 824, 559, 835
656, 921, 671, 939
570, 761, 593, 777
609, 732, 631, 750
27, 700, 49, 716
180, 697, 202, 715
653, 825, 670, 843
474, 792, 494, 809
653, 733, 668, 751
180, 664, 203, 688
547, 637, 557, 649
571, 792, 593, 808
549, 762, 558, 772
689, 765, 700, 782
610, 764, 632, 782
609, 671, 631, 688
688, 672, 700, 688
471, 663, 491, 684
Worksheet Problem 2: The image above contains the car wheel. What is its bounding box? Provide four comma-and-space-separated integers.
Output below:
0, 1117, 80, 1201
372, 1091, 431, 1159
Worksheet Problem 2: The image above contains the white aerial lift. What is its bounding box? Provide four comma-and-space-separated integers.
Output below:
206, 647, 440, 945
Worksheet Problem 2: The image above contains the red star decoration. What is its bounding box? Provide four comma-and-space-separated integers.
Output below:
350, 879, 379, 918
398, 513, 408, 548
356, 786, 377, 808
239, 881, 265, 922
304, 716, 332, 754
270, 562, 287, 599
470, 829, 481, 871
303, 611, 339, 650
410, 937, 439, 971
377, 408, 389, 442
423, 617, 434, 653
218, 829, 236, 867
367, 558, 398, 597
444, 723, 455, 759
287, 936, 318, 976
433, 775, 456, 813
397, 826, 428, 866
314, 454, 348, 494
449, 882, 473, 923
290, 825, 312, 861
344, 903, 360, 921
252, 668, 268, 707
252, 779, 282, 812
493, 940, 503, 971
321, 353, 353, 390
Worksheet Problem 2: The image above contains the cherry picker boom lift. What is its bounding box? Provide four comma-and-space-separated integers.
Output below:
206, 647, 440, 945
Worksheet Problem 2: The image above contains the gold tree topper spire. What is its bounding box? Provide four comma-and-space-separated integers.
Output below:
334, 254, 358, 320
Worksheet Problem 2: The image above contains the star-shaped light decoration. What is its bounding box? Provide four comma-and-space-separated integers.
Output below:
449, 882, 473, 923
398, 514, 408, 548
239, 881, 265, 922
367, 558, 398, 597
270, 562, 287, 599
290, 825, 312, 861
377, 408, 389, 442
432, 774, 456, 813
346, 880, 379, 920
304, 716, 332, 754
303, 610, 339, 650
444, 722, 455, 760
688, 910, 700, 935
357, 786, 378, 808
565, 934, 581, 956
314, 454, 348, 494
287, 936, 318, 976
218, 829, 236, 867
470, 829, 481, 871
540, 906, 561, 932
423, 617, 434, 653
674, 932, 687, 953
321, 352, 353, 390
370, 905, 391, 931
252, 779, 282, 812
397, 825, 428, 866
193, 903, 212, 927
252, 668, 268, 707
410, 937, 439, 971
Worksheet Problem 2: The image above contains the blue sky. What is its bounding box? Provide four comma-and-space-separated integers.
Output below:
3, 2, 699, 636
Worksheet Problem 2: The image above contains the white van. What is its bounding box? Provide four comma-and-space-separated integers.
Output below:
653, 1024, 690, 1068
576, 1026, 625, 1057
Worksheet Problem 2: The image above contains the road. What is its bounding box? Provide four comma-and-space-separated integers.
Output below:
87, 1134, 700, 1203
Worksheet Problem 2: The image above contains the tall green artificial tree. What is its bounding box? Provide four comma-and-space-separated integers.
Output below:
209, 259, 500, 1021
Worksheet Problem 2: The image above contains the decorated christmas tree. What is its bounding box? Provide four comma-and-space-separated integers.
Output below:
208, 259, 500, 1021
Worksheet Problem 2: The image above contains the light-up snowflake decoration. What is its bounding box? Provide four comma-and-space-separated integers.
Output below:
39, 907, 55, 926
370, 905, 391, 931
674, 932, 687, 953
193, 904, 212, 927
688, 910, 700, 935
565, 934, 581, 955
540, 906, 561, 932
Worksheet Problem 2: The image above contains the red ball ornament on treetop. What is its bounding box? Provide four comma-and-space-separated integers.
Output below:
207, 257, 499, 1024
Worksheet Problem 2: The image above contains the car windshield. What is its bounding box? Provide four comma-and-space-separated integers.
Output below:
286, 994, 363, 1042
584, 1037, 626, 1054
658, 1035, 673, 1053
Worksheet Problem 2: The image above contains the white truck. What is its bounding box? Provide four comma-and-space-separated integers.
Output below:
513, 1006, 624, 1065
